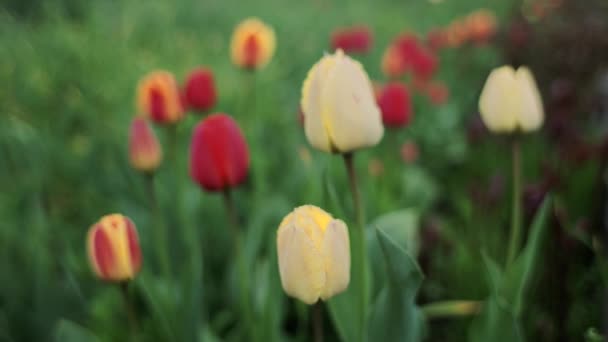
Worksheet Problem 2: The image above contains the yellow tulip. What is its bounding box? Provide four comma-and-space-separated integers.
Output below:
301, 49, 384, 153
276, 205, 350, 304
478, 65, 544, 133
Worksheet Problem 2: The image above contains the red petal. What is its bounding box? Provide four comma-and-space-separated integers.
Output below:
93, 225, 114, 279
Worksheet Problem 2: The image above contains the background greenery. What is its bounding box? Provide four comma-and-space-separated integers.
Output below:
0, 0, 606, 341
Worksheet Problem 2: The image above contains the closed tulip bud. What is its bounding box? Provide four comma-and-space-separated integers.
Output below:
128, 117, 162, 173
137, 71, 185, 124
446, 20, 470, 47
377, 82, 413, 127
410, 46, 438, 82
190, 113, 250, 191
381, 44, 407, 79
478, 65, 544, 133
230, 17, 276, 70
87, 214, 142, 282
277, 205, 350, 304
301, 49, 383, 153
426, 81, 450, 105
184, 67, 217, 112
465, 9, 497, 44
331, 25, 373, 54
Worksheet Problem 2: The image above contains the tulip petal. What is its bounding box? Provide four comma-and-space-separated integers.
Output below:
321, 52, 384, 152
302, 57, 334, 152
277, 219, 326, 304
479, 66, 519, 133
320, 219, 350, 300
515, 67, 544, 132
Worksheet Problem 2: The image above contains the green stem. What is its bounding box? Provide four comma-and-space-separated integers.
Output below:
222, 189, 253, 337
312, 301, 324, 342
145, 172, 170, 279
343, 152, 367, 342
119, 282, 138, 340
421, 300, 481, 320
506, 138, 523, 267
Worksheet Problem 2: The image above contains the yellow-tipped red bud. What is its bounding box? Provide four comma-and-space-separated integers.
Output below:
128, 117, 162, 173
277, 205, 350, 304
87, 214, 142, 282
136, 71, 185, 124
230, 17, 276, 70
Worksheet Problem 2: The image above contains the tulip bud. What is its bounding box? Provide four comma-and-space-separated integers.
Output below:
230, 17, 276, 70
87, 214, 142, 282
136, 71, 185, 124
446, 20, 470, 47
277, 205, 350, 304
426, 81, 450, 105
465, 9, 497, 44
301, 49, 384, 153
377, 82, 413, 127
189, 113, 250, 191
381, 44, 407, 79
330, 25, 373, 54
410, 46, 438, 83
184, 67, 217, 113
128, 117, 162, 173
478, 65, 544, 133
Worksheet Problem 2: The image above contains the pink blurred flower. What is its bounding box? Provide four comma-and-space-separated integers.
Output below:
331, 25, 373, 54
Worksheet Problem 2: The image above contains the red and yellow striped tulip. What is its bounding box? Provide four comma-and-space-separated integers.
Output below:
230, 17, 276, 70
128, 117, 162, 173
87, 214, 142, 282
136, 71, 185, 124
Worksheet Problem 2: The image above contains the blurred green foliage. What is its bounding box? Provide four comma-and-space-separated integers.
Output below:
0, 0, 605, 341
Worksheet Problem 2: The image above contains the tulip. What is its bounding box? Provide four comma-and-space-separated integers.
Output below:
190, 113, 250, 191
230, 17, 276, 70
410, 45, 438, 83
87, 214, 142, 282
183, 67, 217, 112
426, 28, 448, 51
478, 65, 544, 133
136, 71, 185, 124
377, 82, 413, 127
426, 81, 450, 105
276, 205, 350, 304
380, 34, 420, 78
301, 49, 383, 153
446, 20, 470, 47
465, 9, 497, 44
128, 117, 162, 173
331, 25, 373, 54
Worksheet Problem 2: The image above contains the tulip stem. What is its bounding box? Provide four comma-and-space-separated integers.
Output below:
119, 281, 138, 340
312, 301, 324, 342
145, 173, 170, 279
343, 152, 367, 341
421, 300, 481, 320
222, 189, 253, 337
506, 138, 523, 267
222, 189, 240, 254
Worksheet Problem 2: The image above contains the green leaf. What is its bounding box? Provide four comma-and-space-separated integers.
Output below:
468, 297, 523, 342
54, 319, 99, 342
506, 196, 552, 317
368, 209, 421, 257
368, 228, 424, 342
481, 251, 503, 296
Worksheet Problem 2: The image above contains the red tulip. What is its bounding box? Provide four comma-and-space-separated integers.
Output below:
381, 34, 420, 78
331, 26, 373, 54
190, 113, 250, 191
184, 67, 217, 112
426, 28, 448, 51
377, 82, 413, 127
410, 46, 438, 82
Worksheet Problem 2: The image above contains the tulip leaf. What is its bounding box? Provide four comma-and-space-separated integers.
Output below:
468, 297, 523, 342
368, 227, 424, 342
504, 196, 552, 317
54, 319, 99, 342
